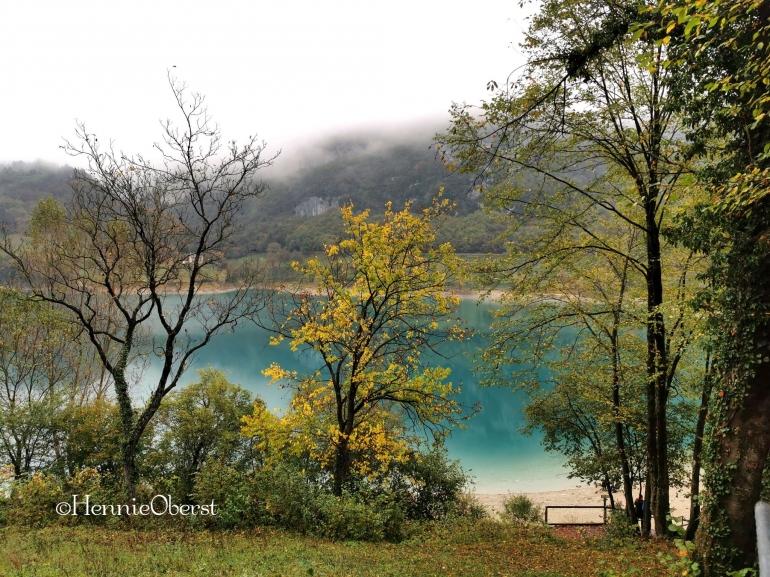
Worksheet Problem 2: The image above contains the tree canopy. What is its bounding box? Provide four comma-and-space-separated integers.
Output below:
244, 198, 475, 495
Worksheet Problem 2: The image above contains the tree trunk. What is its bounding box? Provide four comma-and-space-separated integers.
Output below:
121, 435, 139, 499
645, 207, 671, 538
643, 370, 656, 538
611, 260, 637, 523
696, 356, 770, 573
616, 417, 637, 523
612, 340, 636, 523
643, 472, 652, 537
654, 357, 671, 537
685, 351, 713, 541
113, 341, 137, 498
333, 439, 351, 497
604, 474, 616, 510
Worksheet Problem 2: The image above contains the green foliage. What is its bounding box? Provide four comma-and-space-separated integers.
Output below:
499, 494, 543, 525
0, 288, 83, 478
602, 510, 641, 545
386, 448, 473, 521
5, 473, 63, 528
194, 461, 405, 541
2, 468, 124, 529
56, 399, 124, 478
656, 518, 702, 577
192, 460, 268, 529
447, 491, 488, 521
192, 447, 478, 540
595, 557, 642, 577
149, 368, 257, 502
61, 468, 119, 525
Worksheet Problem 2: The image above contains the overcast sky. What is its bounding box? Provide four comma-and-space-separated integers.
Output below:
1, 0, 531, 167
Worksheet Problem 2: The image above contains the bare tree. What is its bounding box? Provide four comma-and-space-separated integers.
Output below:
1, 75, 275, 495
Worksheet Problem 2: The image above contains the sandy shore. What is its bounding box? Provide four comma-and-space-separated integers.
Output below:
477, 486, 692, 523
452, 288, 507, 301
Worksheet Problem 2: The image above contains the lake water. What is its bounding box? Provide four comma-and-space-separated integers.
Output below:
139, 297, 575, 493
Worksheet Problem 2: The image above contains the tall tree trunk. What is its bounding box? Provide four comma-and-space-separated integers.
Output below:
696, 358, 770, 573
654, 356, 671, 537
612, 353, 636, 522
696, 224, 770, 573
644, 360, 657, 538
612, 257, 637, 523
616, 416, 636, 523
645, 205, 671, 538
685, 350, 713, 541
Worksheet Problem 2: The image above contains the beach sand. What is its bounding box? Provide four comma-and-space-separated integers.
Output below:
477, 486, 692, 524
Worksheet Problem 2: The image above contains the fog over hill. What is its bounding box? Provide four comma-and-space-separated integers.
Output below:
0, 128, 508, 255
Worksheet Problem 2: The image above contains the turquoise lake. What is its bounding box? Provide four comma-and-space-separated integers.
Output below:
139, 298, 575, 493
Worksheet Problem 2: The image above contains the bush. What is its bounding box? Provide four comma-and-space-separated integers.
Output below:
194, 462, 405, 541
61, 467, 122, 526
257, 466, 405, 541
3, 468, 127, 528
448, 492, 488, 520
315, 491, 404, 542
603, 509, 641, 544
6, 473, 64, 527
499, 494, 543, 524
150, 368, 257, 504
387, 448, 472, 521
193, 460, 268, 529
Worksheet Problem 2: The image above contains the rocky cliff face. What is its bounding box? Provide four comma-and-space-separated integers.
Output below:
294, 196, 340, 217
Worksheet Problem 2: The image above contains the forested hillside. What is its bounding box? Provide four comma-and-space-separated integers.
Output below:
0, 138, 509, 256
0, 161, 73, 228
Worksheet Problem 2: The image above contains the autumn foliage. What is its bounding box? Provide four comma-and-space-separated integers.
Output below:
244, 198, 474, 494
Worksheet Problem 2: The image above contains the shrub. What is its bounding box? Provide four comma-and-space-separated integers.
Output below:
255, 465, 405, 541
193, 460, 268, 529
315, 491, 404, 542
6, 473, 64, 527
499, 494, 543, 524
194, 462, 405, 540
603, 509, 640, 544
150, 368, 257, 504
448, 491, 488, 520
61, 467, 123, 526
387, 448, 472, 521
0, 464, 12, 526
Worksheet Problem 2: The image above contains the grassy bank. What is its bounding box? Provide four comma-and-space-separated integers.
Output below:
0, 520, 673, 577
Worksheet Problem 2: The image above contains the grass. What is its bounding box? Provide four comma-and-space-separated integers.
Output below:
0, 520, 675, 577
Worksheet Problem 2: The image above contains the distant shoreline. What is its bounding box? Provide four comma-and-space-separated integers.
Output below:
168, 283, 508, 302
452, 288, 506, 302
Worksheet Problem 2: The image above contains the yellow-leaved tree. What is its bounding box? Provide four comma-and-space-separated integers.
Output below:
242, 198, 474, 495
